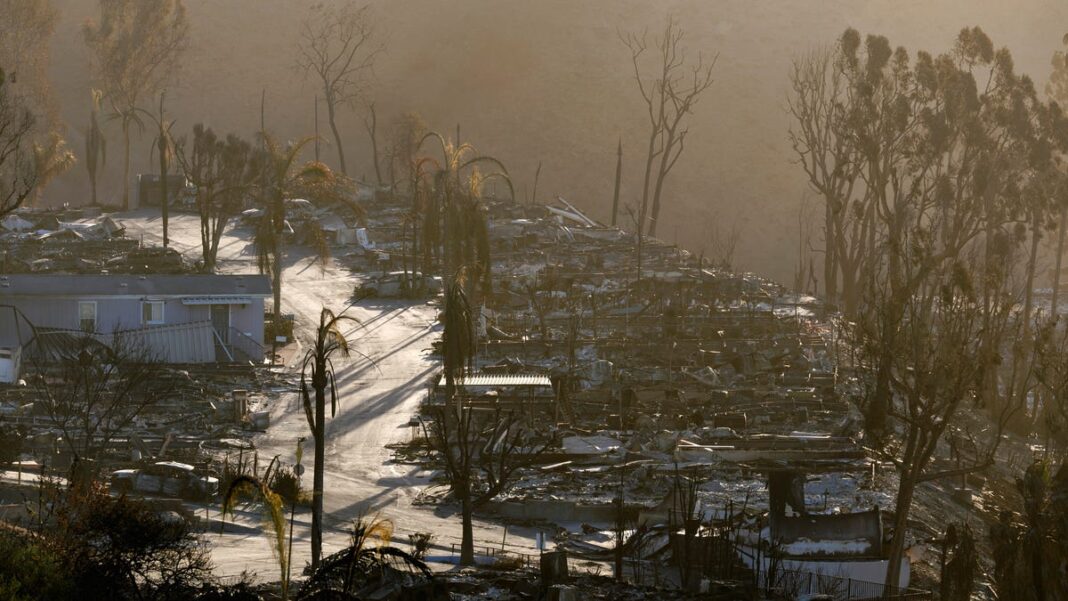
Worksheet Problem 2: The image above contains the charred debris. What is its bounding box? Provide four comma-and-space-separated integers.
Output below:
395, 193, 945, 599
0, 189, 1012, 599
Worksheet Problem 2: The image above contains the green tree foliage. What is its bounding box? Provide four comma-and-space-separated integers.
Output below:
0, 528, 72, 601
51, 483, 214, 600
83, 0, 189, 210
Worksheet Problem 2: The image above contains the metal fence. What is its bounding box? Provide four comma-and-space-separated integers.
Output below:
769, 568, 932, 601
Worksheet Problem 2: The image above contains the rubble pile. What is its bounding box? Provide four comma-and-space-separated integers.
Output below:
0, 208, 190, 274
0, 360, 292, 487
393, 194, 941, 596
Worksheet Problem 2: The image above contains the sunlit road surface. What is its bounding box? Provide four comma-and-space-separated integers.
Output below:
120, 211, 545, 578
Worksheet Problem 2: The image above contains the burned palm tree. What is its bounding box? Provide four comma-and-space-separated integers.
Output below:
222, 470, 290, 599
441, 271, 475, 403
416, 131, 512, 296
437, 272, 477, 565
295, 514, 440, 601
300, 307, 364, 569
254, 134, 362, 335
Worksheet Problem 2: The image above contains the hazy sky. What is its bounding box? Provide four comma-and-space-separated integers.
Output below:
45, 0, 1068, 283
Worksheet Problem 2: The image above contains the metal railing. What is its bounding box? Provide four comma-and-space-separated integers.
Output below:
769, 568, 932, 601
228, 327, 264, 363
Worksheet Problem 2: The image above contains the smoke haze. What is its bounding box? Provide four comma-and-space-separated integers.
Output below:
45, 0, 1068, 282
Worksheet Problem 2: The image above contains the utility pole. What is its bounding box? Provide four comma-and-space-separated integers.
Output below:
611, 139, 622, 226
531, 161, 542, 205
314, 95, 320, 163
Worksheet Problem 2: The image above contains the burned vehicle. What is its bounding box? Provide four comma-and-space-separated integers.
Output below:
355, 271, 442, 298
110, 461, 219, 500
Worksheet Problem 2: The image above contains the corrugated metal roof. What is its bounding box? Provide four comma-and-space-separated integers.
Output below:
182, 296, 255, 305
436, 374, 552, 388
0, 274, 271, 297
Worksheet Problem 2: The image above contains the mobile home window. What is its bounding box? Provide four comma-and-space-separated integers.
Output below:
78, 301, 97, 333
142, 301, 165, 325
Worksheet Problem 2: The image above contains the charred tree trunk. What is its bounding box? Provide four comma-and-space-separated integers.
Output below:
1017, 214, 1041, 414
365, 103, 382, 184
611, 140, 622, 226
122, 121, 131, 210
1052, 202, 1067, 320
824, 201, 837, 306
884, 475, 916, 591
326, 94, 347, 176
159, 94, 169, 248
459, 479, 475, 566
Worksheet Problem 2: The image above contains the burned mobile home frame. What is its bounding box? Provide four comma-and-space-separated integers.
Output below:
409, 196, 935, 597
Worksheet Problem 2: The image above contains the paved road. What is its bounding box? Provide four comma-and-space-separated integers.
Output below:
120, 211, 544, 578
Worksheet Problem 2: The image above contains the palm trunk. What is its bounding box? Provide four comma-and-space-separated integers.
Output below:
274, 243, 283, 323
312, 383, 326, 568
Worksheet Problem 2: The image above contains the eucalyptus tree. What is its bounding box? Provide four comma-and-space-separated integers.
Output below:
83, 0, 189, 210
0, 68, 39, 220
831, 26, 1046, 589
1047, 34, 1068, 317
620, 17, 716, 238
0, 0, 59, 125
176, 125, 260, 272
299, 307, 363, 569
787, 46, 865, 311
297, 1, 380, 176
